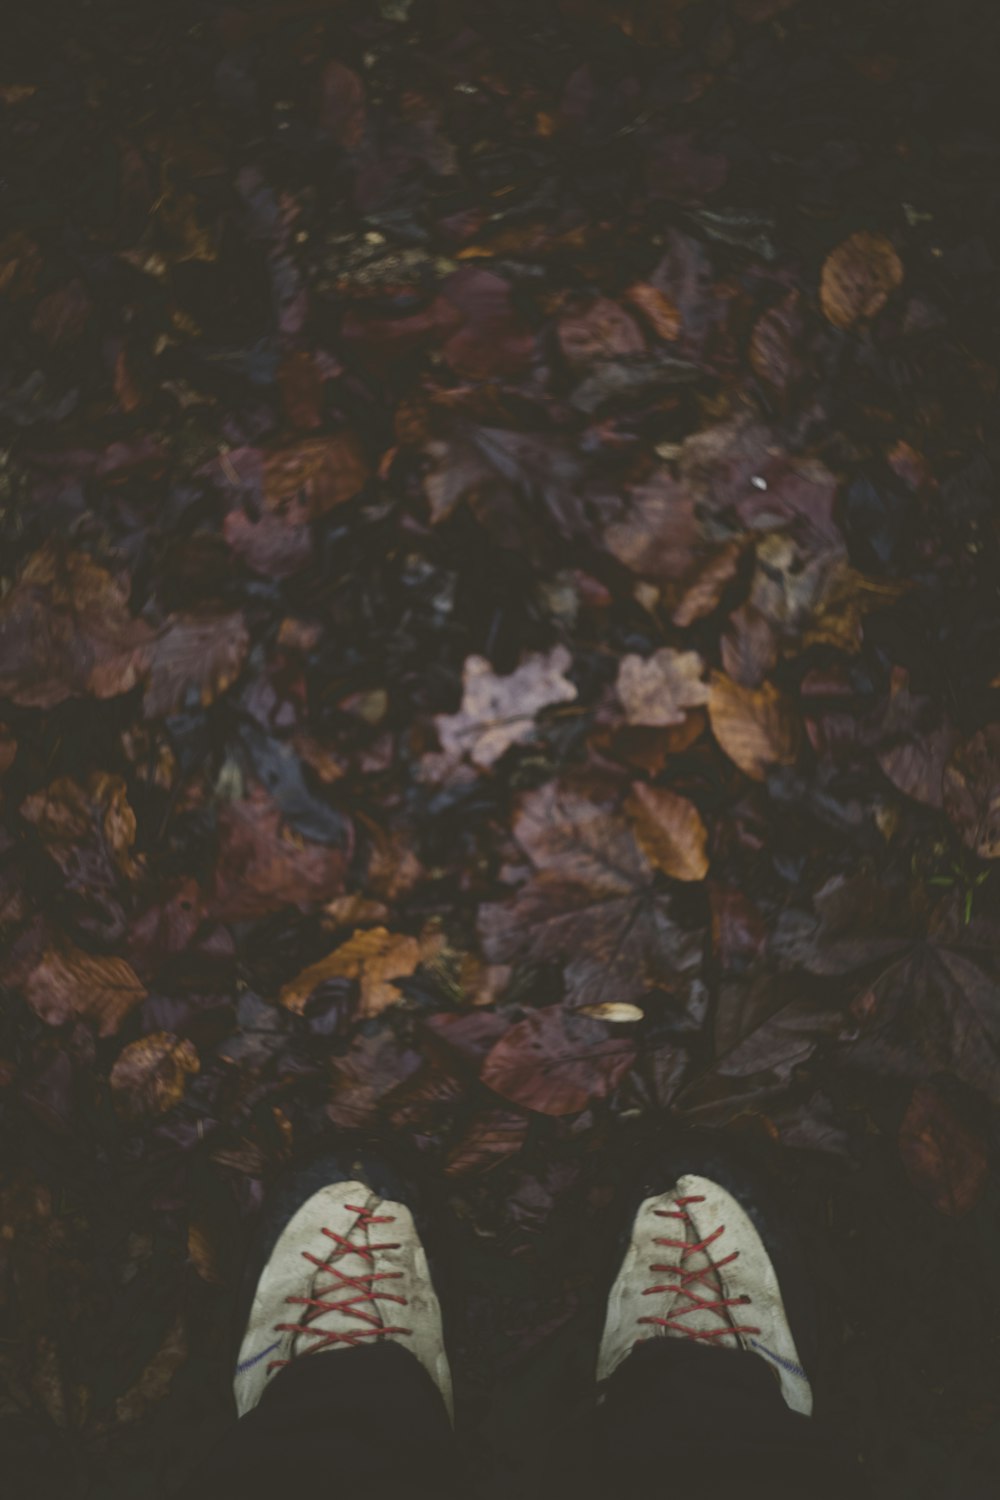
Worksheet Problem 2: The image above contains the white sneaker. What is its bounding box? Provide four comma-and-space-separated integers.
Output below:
597, 1169, 813, 1417
233, 1158, 453, 1421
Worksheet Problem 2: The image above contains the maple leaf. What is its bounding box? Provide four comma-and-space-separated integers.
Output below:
433, 647, 577, 770
616, 647, 709, 727
280, 926, 424, 1019
480, 1006, 635, 1116
478, 780, 701, 1010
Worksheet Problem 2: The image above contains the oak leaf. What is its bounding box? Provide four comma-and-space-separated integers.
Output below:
433, 647, 577, 770
616, 648, 709, 727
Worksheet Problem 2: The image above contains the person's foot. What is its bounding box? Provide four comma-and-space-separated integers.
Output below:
597, 1165, 813, 1416
233, 1154, 453, 1420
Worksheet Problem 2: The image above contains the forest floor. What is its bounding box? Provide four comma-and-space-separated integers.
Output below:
1, 1, 999, 1495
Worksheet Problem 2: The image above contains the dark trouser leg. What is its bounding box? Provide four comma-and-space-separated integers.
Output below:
597, 1340, 866, 1500
181, 1343, 463, 1500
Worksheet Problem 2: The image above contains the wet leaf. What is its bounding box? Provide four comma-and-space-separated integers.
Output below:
708, 672, 800, 780
445, 1108, 530, 1175
626, 783, 709, 882
433, 647, 577, 770
820, 231, 904, 330
898, 1083, 989, 1216
480, 1007, 635, 1116
616, 648, 709, 727
110, 1032, 200, 1119
211, 781, 352, 920
144, 612, 250, 717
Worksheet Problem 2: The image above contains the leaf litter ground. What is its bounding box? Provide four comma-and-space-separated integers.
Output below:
1, 2, 999, 1496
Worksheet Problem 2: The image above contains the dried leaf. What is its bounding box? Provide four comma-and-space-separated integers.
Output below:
898, 1083, 988, 1216
445, 1108, 530, 1176
21, 944, 146, 1037
558, 297, 645, 368
943, 727, 1000, 859
320, 59, 366, 148
144, 612, 250, 717
263, 435, 369, 518
624, 282, 682, 341
281, 926, 422, 1019
616, 648, 709, 727
721, 605, 779, 689
708, 671, 800, 780
671, 541, 746, 627
481, 1007, 635, 1116
433, 647, 577, 770
0, 545, 153, 708
820, 231, 904, 330
110, 1032, 200, 1119
603, 470, 701, 582
626, 783, 709, 882
0, 722, 16, 777
580, 1001, 644, 1023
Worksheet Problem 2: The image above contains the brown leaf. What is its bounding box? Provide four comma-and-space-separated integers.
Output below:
319, 59, 366, 148
898, 1083, 989, 1216
749, 291, 803, 392
820, 231, 904, 330
279, 351, 324, 430
211, 781, 352, 920
0, 722, 16, 777
943, 727, 1000, 859
445, 1108, 530, 1176
21, 944, 146, 1037
263, 434, 369, 518
708, 672, 800, 780
877, 673, 960, 810
624, 282, 682, 341
721, 605, 779, 688
480, 1007, 635, 1116
433, 647, 577, 770
144, 612, 249, 717
479, 781, 700, 1010
281, 927, 422, 1019
616, 648, 709, 727
0, 545, 153, 708
603, 469, 701, 582
626, 783, 709, 882
671, 541, 746, 627
21, 772, 141, 890
114, 1316, 188, 1426
558, 297, 645, 368
110, 1031, 200, 1119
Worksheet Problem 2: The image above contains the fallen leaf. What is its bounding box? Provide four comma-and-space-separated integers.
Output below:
616, 648, 709, 727
624, 282, 682, 341
0, 544, 153, 708
580, 1001, 645, 1023
943, 727, 1000, 859
319, 59, 366, 148
558, 297, 645, 368
21, 944, 146, 1037
281, 926, 422, 1019
481, 1007, 635, 1115
708, 672, 800, 780
279, 351, 324, 430
433, 647, 577, 770
0, 722, 16, 777
820, 231, 904, 330
626, 783, 709, 882
445, 1108, 530, 1175
877, 673, 960, 810
479, 781, 700, 1010
110, 1031, 199, 1119
21, 772, 140, 882
898, 1083, 989, 1216
211, 780, 352, 920
603, 469, 701, 582
144, 612, 250, 717
671, 541, 746, 627
749, 291, 803, 392
263, 434, 369, 518
721, 605, 779, 688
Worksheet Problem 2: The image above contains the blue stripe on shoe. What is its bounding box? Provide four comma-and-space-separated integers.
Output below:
749, 1339, 807, 1379
236, 1339, 281, 1374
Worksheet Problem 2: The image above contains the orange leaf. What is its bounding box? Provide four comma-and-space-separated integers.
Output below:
708, 671, 799, 781
281, 926, 422, 1019
626, 783, 709, 882
820, 231, 903, 330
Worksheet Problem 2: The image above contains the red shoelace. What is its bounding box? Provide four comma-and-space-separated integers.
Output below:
268, 1204, 413, 1371
638, 1193, 761, 1343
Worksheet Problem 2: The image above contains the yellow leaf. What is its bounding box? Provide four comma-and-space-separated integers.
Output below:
280, 926, 422, 1019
